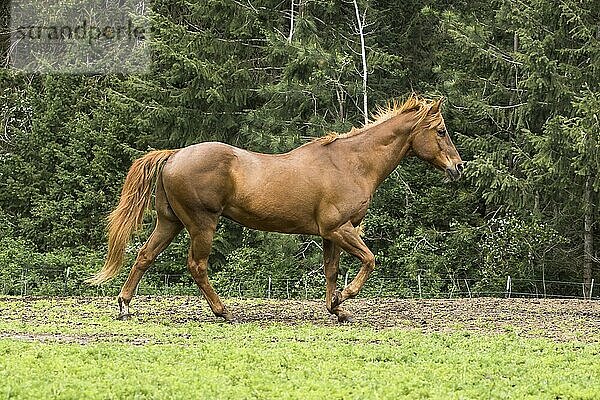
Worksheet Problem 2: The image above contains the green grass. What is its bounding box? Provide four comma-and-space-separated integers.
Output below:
1, 298, 599, 399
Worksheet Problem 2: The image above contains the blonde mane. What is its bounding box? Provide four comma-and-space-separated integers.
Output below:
316, 94, 440, 145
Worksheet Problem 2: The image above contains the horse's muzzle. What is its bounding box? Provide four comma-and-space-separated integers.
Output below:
446, 162, 464, 181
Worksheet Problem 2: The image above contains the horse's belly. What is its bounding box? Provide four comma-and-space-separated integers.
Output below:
222, 201, 319, 235
223, 150, 325, 234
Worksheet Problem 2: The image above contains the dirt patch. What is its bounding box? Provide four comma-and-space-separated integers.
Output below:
227, 297, 600, 341
1, 296, 599, 342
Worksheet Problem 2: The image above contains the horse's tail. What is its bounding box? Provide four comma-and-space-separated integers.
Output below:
86, 149, 178, 285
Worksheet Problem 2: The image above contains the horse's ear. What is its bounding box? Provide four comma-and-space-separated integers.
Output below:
429, 97, 444, 115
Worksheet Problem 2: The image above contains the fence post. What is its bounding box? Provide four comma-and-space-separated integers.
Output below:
506, 276, 512, 298
344, 271, 349, 288
268, 276, 272, 299
286, 279, 290, 299
417, 273, 422, 299
542, 267, 547, 298
583, 279, 595, 300
63, 266, 70, 296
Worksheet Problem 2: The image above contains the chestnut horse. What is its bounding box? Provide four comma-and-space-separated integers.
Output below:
87, 94, 464, 322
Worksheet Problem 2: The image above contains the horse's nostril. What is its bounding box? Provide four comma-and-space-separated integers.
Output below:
456, 163, 465, 172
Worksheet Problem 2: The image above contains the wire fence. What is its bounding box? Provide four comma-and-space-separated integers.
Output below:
1, 265, 597, 301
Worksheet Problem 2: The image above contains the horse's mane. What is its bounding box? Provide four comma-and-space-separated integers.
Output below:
315, 93, 439, 145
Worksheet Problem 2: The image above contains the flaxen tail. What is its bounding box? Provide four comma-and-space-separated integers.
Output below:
86, 149, 178, 285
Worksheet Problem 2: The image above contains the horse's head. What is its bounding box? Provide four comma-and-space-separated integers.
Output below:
409, 98, 464, 181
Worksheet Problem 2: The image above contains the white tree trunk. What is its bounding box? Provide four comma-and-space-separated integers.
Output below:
288, 0, 295, 43
352, 0, 368, 125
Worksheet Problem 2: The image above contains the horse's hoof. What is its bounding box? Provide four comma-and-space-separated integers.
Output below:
117, 313, 133, 321
337, 313, 355, 324
220, 312, 238, 324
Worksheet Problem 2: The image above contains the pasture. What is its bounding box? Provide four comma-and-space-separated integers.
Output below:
1, 296, 599, 399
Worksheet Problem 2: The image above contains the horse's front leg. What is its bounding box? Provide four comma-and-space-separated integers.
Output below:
323, 238, 355, 323
324, 222, 375, 313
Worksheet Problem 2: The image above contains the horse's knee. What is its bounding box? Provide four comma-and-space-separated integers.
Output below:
364, 253, 375, 273
188, 263, 209, 283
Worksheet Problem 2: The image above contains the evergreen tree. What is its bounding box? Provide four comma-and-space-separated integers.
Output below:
439, 0, 600, 293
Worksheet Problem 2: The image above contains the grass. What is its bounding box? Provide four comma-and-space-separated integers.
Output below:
1, 297, 599, 399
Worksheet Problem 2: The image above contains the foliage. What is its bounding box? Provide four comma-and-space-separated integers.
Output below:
436, 0, 600, 284
477, 211, 566, 292
0, 0, 598, 295
0, 236, 107, 296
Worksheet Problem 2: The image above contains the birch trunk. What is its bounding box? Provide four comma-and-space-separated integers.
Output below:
352, 0, 368, 125
288, 0, 295, 43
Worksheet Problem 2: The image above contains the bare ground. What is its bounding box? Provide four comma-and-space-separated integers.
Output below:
1, 296, 599, 343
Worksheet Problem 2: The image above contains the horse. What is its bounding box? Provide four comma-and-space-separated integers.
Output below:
87, 94, 464, 323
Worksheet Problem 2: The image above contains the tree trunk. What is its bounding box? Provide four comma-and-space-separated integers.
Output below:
508, 32, 519, 173
288, 0, 295, 43
352, 0, 368, 125
583, 176, 594, 299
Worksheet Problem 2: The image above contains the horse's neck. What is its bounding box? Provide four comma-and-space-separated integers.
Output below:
343, 116, 412, 190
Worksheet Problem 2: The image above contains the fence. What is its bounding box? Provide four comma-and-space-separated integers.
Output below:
1, 265, 598, 301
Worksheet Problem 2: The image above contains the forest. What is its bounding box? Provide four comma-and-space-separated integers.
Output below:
0, 0, 599, 298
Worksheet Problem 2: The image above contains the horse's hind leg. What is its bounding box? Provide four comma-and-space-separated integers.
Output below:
323, 239, 354, 323
117, 217, 182, 319
186, 215, 234, 322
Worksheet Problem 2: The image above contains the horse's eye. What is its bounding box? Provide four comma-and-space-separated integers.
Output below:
437, 129, 447, 137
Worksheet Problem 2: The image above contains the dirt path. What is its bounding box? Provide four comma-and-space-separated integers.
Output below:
1, 296, 599, 342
